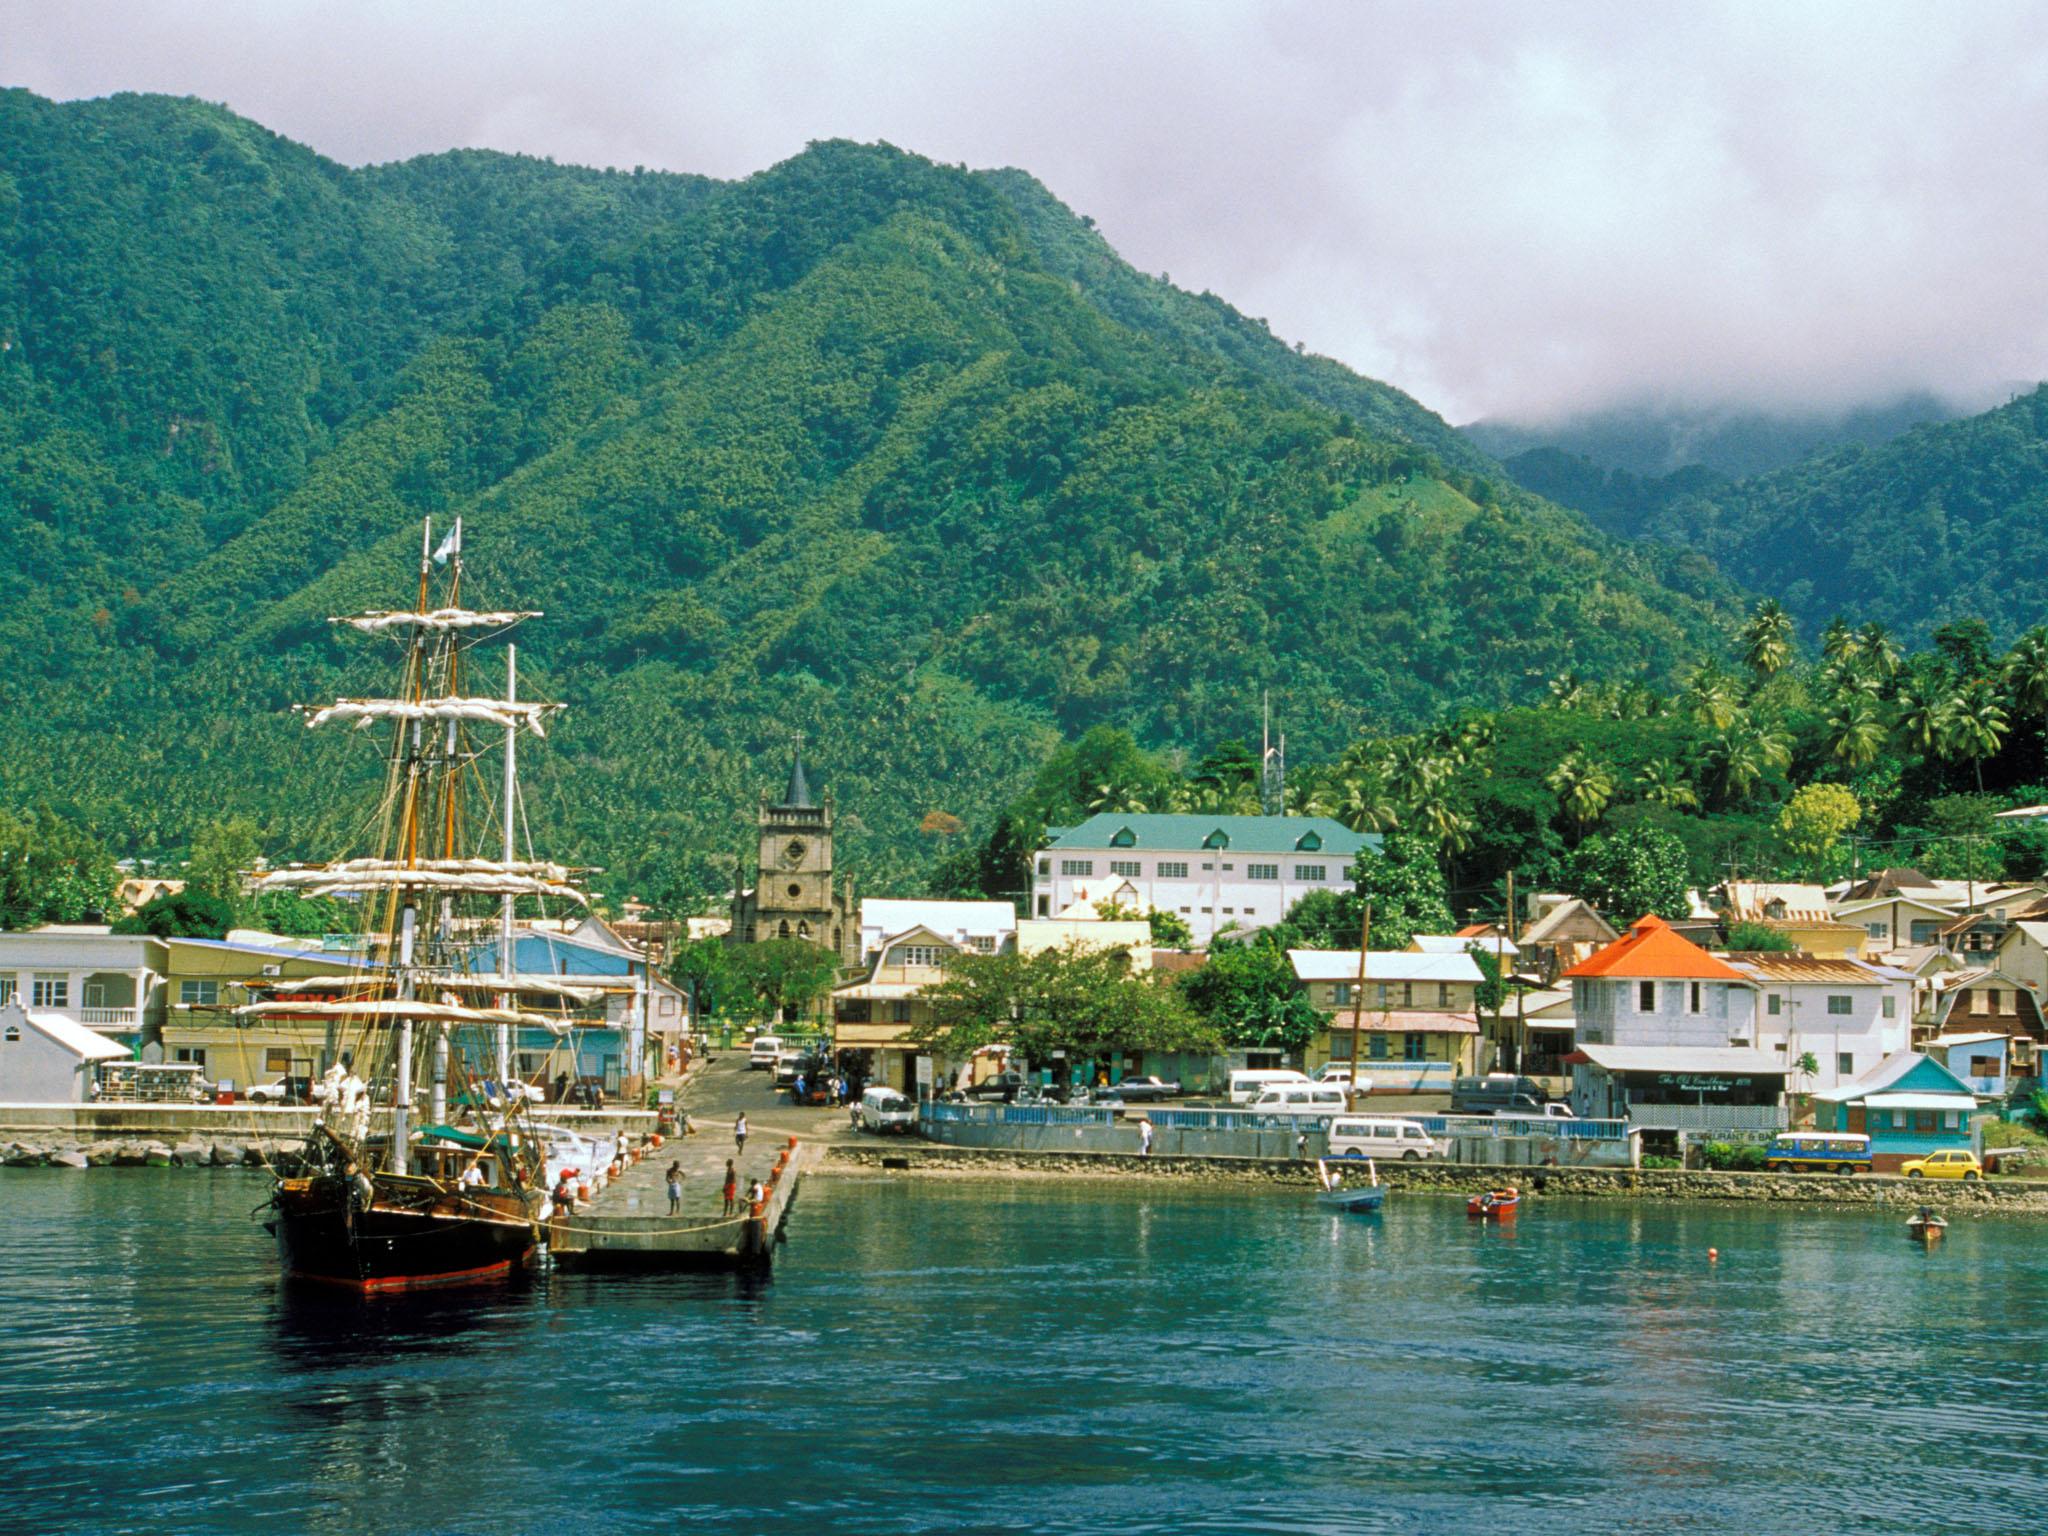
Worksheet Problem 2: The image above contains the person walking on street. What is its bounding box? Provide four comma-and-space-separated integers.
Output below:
1138, 1118, 1155, 1157
734, 1112, 749, 1156
665, 1161, 684, 1216
722, 1159, 738, 1216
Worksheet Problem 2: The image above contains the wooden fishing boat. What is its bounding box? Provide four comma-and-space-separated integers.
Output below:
1906, 1208, 1947, 1243
1316, 1157, 1385, 1213
1467, 1186, 1520, 1219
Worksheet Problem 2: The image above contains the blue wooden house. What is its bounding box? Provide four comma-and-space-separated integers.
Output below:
1811, 1050, 1978, 1171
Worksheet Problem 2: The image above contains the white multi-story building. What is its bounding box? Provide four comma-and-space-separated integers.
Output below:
856, 899, 1017, 965
1030, 814, 1379, 946
1728, 954, 1914, 1092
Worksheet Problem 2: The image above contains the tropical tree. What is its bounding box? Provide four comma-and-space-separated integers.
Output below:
1178, 938, 1326, 1052
1708, 717, 1792, 802
1680, 661, 1743, 731
1546, 751, 1616, 835
1856, 622, 1902, 682
1565, 828, 1692, 923
1739, 598, 1797, 681
1823, 692, 1888, 770
112, 889, 235, 939
1634, 758, 1699, 810
2002, 625, 2048, 745
1349, 835, 1455, 948
915, 944, 1216, 1065
1893, 669, 1952, 754
1942, 677, 2010, 792
1820, 617, 1860, 667
186, 817, 261, 906
1776, 783, 1863, 872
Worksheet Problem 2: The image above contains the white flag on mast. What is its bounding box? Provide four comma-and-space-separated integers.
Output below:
432, 519, 462, 567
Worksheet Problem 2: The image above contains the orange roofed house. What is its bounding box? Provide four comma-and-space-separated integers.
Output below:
1563, 915, 1791, 1133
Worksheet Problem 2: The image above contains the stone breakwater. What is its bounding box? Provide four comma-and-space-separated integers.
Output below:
821, 1143, 2048, 1213
2, 1137, 290, 1171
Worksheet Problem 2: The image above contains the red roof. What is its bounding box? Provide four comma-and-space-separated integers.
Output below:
1453, 923, 1495, 938
1561, 914, 1748, 982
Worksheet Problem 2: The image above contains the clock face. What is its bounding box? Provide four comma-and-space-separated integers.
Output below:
781, 838, 807, 868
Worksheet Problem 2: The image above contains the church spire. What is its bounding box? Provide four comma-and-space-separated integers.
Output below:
781, 733, 816, 809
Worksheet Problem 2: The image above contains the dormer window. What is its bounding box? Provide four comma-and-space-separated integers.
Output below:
1109, 826, 1138, 848
1202, 829, 1230, 850
1295, 830, 1323, 852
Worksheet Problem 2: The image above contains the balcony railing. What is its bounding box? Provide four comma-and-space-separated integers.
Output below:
1628, 1103, 1788, 1132
79, 1007, 139, 1028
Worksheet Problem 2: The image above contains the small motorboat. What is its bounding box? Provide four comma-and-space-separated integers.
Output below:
1316, 1158, 1385, 1214
1467, 1186, 1520, 1219
1906, 1207, 1947, 1243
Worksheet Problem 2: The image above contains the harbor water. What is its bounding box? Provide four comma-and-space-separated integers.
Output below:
2, 1170, 2043, 1534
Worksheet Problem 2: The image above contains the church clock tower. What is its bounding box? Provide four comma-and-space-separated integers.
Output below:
733, 738, 855, 963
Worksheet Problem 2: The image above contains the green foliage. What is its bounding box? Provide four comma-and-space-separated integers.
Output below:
1565, 829, 1691, 924
1468, 944, 1507, 1017
244, 890, 350, 937
1775, 783, 1861, 873
913, 944, 1215, 1062
1178, 938, 1326, 1051
112, 889, 235, 939
1723, 921, 1798, 953
725, 939, 842, 1024
187, 818, 260, 906
0, 808, 118, 928
1700, 1140, 1768, 1171
0, 92, 1734, 903
1270, 887, 1358, 950
1146, 907, 1194, 949
1349, 836, 1454, 948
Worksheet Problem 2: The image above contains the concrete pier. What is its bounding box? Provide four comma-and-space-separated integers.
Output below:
548, 1135, 807, 1270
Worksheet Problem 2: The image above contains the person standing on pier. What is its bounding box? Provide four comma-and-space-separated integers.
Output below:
722, 1160, 738, 1216
1138, 1119, 1155, 1157
734, 1113, 749, 1157
665, 1162, 684, 1216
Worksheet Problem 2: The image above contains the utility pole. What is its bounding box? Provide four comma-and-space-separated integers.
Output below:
1346, 901, 1372, 1112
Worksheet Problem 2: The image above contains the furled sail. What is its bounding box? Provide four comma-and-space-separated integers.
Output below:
234, 999, 574, 1034
253, 865, 588, 902
266, 973, 612, 1005
301, 697, 563, 737
258, 857, 587, 882
333, 608, 542, 634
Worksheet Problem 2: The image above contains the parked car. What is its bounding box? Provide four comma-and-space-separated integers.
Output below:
1496, 1101, 1576, 1120
964, 1071, 1031, 1101
1450, 1074, 1551, 1116
748, 1035, 786, 1070
244, 1077, 305, 1105
1902, 1149, 1983, 1181
1316, 1065, 1372, 1092
856, 1086, 918, 1133
1096, 1075, 1181, 1103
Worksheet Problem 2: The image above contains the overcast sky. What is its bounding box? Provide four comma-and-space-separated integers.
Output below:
9, 1, 2048, 424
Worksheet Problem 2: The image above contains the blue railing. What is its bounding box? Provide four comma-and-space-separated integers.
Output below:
1412, 1114, 1630, 1141
922, 1102, 1114, 1127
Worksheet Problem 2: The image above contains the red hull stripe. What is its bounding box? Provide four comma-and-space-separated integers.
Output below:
286, 1256, 525, 1293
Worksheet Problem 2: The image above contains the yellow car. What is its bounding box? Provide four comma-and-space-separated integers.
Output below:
1901, 1149, 1983, 1181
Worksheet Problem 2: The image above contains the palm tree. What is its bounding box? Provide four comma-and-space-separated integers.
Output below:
1545, 672, 1588, 712
1635, 758, 1700, 810
1823, 692, 1887, 770
2002, 625, 2048, 747
1857, 621, 1903, 684
1942, 677, 2010, 792
1739, 598, 1796, 681
1710, 718, 1792, 803
1820, 617, 1860, 667
1410, 793, 1474, 855
1334, 773, 1400, 834
1681, 662, 1742, 731
1547, 751, 1615, 835
1087, 781, 1148, 814
1893, 671, 1952, 754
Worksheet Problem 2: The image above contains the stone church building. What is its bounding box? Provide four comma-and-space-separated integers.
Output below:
729, 745, 857, 964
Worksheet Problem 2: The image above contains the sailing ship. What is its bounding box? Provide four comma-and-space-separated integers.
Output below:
256, 519, 593, 1291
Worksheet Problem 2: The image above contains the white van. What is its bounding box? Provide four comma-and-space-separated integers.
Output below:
1228, 1068, 1312, 1104
1248, 1084, 1351, 1115
748, 1035, 785, 1070
1327, 1117, 1442, 1161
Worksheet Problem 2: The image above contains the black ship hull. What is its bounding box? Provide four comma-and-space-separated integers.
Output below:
273, 1177, 537, 1293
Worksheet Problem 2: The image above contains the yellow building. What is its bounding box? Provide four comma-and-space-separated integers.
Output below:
832, 924, 960, 1092
1720, 882, 1864, 959
1288, 949, 1482, 1089
157, 934, 375, 1091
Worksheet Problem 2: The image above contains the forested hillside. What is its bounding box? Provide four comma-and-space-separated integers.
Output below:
0, 90, 1735, 903
1487, 389, 2048, 645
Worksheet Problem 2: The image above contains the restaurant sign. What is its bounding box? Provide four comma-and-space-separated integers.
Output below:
1652, 1074, 1758, 1095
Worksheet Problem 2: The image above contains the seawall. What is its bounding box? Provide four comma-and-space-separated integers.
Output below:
820, 1143, 2048, 1213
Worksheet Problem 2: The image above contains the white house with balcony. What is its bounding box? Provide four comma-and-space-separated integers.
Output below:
0, 929, 168, 1048
1727, 954, 1914, 1093
1031, 814, 1380, 946
1563, 915, 1789, 1132
857, 899, 1016, 965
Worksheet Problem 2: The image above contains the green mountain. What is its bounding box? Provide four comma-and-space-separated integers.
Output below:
0, 90, 1734, 902
1511, 388, 2048, 642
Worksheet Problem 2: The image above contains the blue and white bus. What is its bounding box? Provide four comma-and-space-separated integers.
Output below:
1765, 1131, 1872, 1174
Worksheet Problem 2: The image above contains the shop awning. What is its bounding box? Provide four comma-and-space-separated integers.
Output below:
1567, 1044, 1787, 1075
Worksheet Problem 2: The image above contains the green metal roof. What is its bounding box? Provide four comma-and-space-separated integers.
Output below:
1042, 813, 1380, 856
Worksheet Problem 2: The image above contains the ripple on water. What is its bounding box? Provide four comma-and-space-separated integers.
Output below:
0, 1175, 2043, 1534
